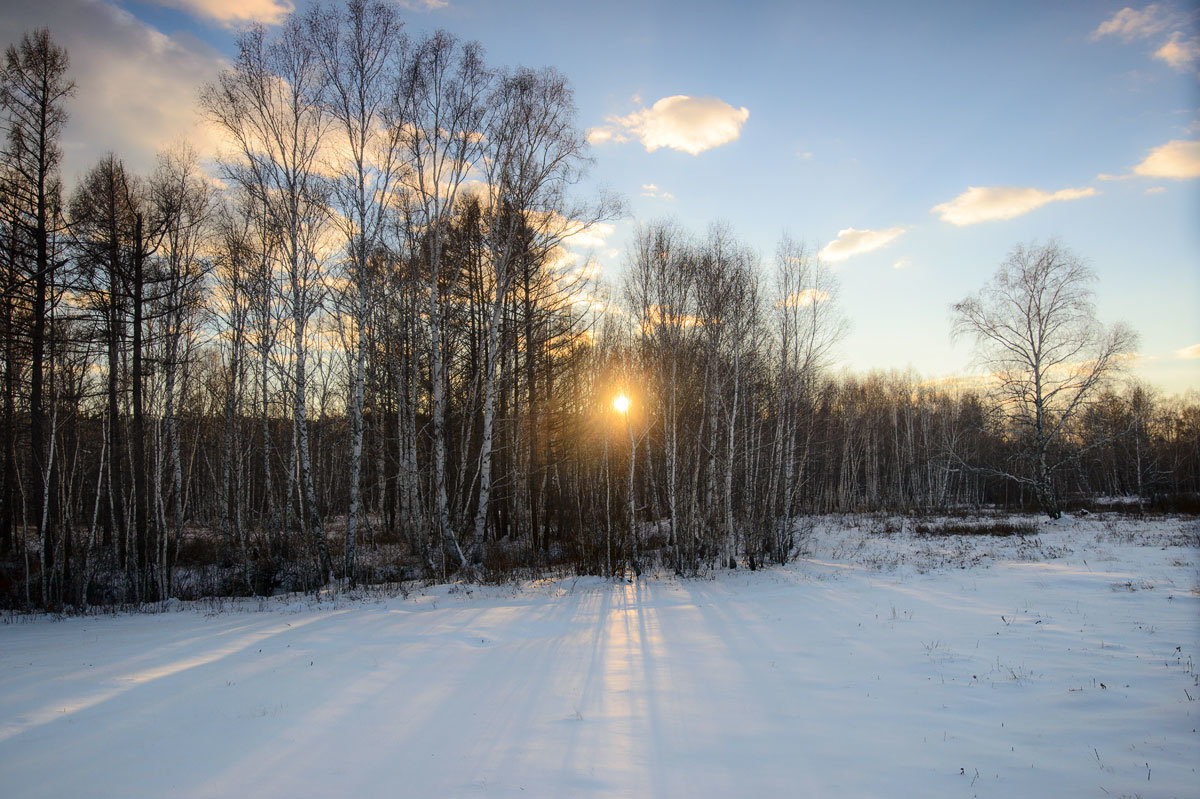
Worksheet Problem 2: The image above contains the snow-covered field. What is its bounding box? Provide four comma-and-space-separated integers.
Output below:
2, 516, 1197, 798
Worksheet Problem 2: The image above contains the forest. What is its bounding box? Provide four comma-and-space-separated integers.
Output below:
2, 3, 1198, 610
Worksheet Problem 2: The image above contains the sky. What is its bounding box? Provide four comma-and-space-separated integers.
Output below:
2, 0, 1198, 394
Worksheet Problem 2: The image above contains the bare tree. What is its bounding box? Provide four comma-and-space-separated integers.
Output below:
151, 145, 212, 596
467, 66, 604, 569
0, 28, 73, 583
203, 21, 333, 579
309, 0, 406, 587
693, 223, 759, 567
767, 235, 842, 560
397, 30, 489, 571
623, 220, 695, 570
952, 240, 1137, 518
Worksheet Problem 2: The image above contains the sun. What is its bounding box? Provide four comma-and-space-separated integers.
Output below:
613, 393, 630, 414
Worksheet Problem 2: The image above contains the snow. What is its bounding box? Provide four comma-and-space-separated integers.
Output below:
1, 516, 1197, 797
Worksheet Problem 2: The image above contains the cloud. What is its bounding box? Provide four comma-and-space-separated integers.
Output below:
146, 0, 294, 27
930, 185, 1097, 226
395, 0, 449, 10
560, 219, 616, 250
585, 127, 620, 146
1144, 185, 1166, 194
918, 373, 999, 391
1132, 139, 1200, 178
1091, 4, 1172, 41
1177, 343, 1200, 359
1, 0, 227, 181
585, 128, 611, 146
893, 257, 911, 270
639, 183, 674, 200
1154, 31, 1200, 70
1091, 4, 1198, 74
776, 289, 831, 308
588, 95, 749, 155
817, 227, 905, 262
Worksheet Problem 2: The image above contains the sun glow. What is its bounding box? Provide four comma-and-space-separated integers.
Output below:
613, 394, 630, 414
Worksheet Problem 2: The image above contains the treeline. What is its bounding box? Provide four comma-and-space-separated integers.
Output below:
1, 9, 1197, 609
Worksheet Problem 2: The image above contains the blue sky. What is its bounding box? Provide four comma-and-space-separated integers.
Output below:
3, 0, 1198, 393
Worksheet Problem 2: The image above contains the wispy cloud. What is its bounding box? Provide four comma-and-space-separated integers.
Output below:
585, 127, 622, 146
1154, 31, 1200, 70
1091, 4, 1173, 42
1, 0, 226, 179
1145, 185, 1166, 194
776, 289, 831, 308
146, 0, 295, 27
930, 185, 1097, 226
1177, 343, 1200, 359
147, 0, 445, 28
893, 257, 911, 270
560, 219, 616, 251
588, 95, 749, 156
640, 183, 674, 200
818, 227, 905, 262
1091, 4, 1198, 73
395, 0, 449, 10
1133, 139, 1200, 178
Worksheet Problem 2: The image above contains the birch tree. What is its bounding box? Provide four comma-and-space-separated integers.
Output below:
309, 0, 406, 587
397, 30, 489, 571
151, 145, 212, 594
767, 236, 842, 560
468, 66, 599, 568
623, 221, 696, 570
202, 21, 334, 578
952, 240, 1137, 518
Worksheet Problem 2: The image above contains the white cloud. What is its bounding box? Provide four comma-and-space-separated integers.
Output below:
1091, 4, 1172, 41
147, 0, 294, 27
1, 0, 227, 181
799, 151, 813, 159
395, 0, 449, 10
817, 227, 905, 262
893, 257, 911, 270
560, 219, 615, 251
930, 185, 1097, 226
777, 289, 830, 308
1144, 185, 1166, 194
585, 127, 620, 146
1091, 4, 1198, 74
545, 246, 578, 274
1154, 31, 1200, 70
588, 95, 749, 155
639, 182, 674, 200
1133, 139, 1200, 178
1177, 343, 1200, 359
